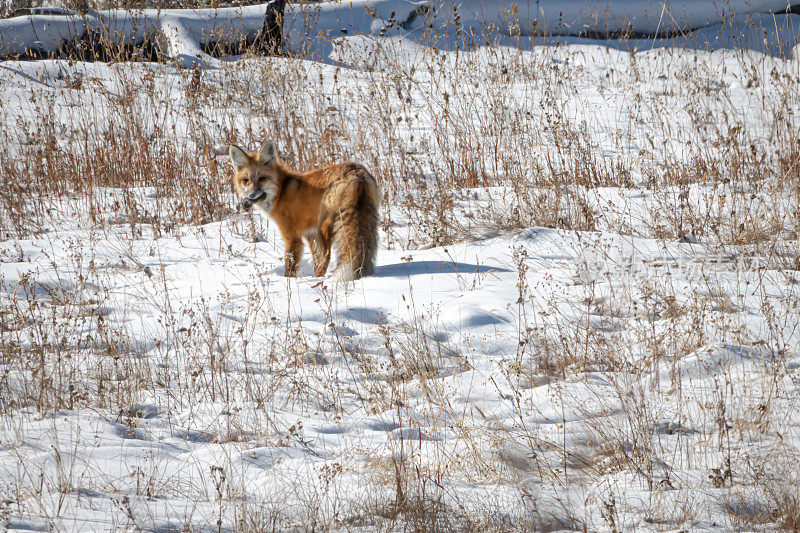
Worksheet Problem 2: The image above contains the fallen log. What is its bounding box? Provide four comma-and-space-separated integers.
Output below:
281, 0, 800, 59
3, 0, 800, 65
0, 0, 284, 67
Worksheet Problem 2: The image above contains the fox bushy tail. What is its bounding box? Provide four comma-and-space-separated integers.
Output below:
333, 171, 379, 281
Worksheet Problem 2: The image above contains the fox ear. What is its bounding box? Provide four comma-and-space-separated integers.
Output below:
259, 141, 277, 164
229, 145, 249, 169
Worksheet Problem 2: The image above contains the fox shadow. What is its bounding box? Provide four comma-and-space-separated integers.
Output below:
370, 260, 510, 278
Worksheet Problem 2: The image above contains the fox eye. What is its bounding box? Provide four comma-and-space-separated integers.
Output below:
241, 178, 250, 184
258, 176, 266, 183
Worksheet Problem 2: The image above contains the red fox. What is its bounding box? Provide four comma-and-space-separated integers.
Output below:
229, 141, 380, 280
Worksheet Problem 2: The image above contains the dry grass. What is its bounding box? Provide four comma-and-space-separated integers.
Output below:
1, 4, 800, 530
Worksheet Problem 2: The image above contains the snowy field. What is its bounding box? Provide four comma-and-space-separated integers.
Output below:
1, 1, 800, 530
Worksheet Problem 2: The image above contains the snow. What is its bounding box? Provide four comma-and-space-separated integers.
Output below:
1, 3, 800, 531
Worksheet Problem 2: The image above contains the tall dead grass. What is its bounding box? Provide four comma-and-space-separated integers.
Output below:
1, 4, 799, 530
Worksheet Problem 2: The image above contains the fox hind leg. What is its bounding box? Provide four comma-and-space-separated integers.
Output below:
305, 232, 326, 277
314, 213, 334, 277
305, 233, 318, 265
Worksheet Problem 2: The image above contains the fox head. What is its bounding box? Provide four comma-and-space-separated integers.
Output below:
230, 141, 280, 213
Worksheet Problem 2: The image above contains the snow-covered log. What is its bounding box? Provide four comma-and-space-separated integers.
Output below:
0, 0, 284, 67
283, 0, 800, 57
284, 0, 800, 40
437, 0, 800, 36
3, 0, 800, 65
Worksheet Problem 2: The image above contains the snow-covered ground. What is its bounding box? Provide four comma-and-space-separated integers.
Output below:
1, 4, 800, 531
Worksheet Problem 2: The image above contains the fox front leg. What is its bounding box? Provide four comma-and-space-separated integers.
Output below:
284, 238, 303, 277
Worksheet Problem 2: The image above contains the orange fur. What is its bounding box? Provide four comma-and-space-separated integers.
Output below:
231, 142, 379, 279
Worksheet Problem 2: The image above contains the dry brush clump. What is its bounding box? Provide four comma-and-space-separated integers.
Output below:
0, 68, 234, 239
